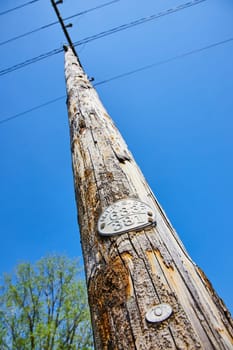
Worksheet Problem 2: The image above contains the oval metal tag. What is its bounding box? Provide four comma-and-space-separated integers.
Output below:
98, 199, 156, 236
146, 303, 173, 323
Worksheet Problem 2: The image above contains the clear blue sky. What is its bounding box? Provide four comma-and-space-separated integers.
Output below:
0, 0, 232, 314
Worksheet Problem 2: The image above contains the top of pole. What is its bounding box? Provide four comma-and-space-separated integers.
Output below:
50, 0, 83, 68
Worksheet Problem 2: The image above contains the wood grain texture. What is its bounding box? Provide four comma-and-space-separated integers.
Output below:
65, 47, 233, 350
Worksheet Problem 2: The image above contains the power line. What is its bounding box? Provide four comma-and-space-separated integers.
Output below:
1, 34, 233, 125
65, 0, 120, 21
0, 48, 63, 76
0, 22, 58, 48
0, 96, 65, 125
0, 0, 120, 47
73, 0, 206, 47
0, 0, 40, 17
95, 37, 233, 86
0, 0, 206, 77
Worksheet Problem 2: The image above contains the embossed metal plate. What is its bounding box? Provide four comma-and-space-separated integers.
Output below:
98, 199, 156, 236
146, 303, 173, 323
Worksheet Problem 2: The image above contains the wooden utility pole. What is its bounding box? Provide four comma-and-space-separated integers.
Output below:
64, 46, 233, 349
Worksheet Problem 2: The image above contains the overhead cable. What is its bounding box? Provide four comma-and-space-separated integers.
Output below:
0, 48, 62, 77
1, 34, 233, 125
65, 0, 120, 21
95, 37, 233, 86
73, 0, 206, 47
0, 0, 206, 77
0, 0, 120, 47
0, 96, 65, 125
0, 0, 40, 17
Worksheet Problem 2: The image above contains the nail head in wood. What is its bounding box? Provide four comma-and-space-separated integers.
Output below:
146, 303, 173, 323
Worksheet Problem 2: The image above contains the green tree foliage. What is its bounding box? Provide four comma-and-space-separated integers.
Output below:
0, 255, 93, 349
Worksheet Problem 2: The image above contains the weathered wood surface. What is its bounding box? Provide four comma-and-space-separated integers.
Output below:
64, 47, 233, 350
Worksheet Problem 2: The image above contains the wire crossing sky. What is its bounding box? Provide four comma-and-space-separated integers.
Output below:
0, 0, 232, 317
0, 0, 40, 16
1, 34, 233, 125
0, 0, 120, 47
0, 0, 205, 76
